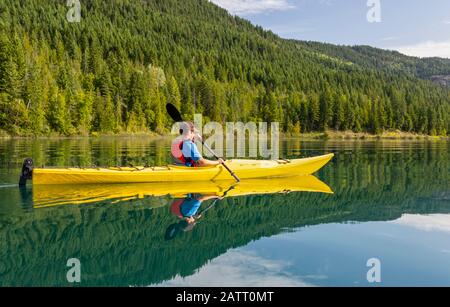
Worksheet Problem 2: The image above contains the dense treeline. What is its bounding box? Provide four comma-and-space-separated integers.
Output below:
0, 0, 449, 136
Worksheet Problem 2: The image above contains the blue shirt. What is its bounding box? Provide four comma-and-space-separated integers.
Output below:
180, 197, 202, 217
182, 140, 202, 166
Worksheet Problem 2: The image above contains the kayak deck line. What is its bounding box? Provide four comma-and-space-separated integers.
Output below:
22, 153, 335, 185
37, 165, 172, 172
40, 159, 294, 172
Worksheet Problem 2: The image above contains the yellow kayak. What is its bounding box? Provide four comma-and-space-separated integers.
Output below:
33, 175, 333, 208
32, 154, 334, 185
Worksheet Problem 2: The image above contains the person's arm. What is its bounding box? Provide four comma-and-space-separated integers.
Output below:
187, 141, 224, 167
197, 158, 224, 167
197, 195, 221, 202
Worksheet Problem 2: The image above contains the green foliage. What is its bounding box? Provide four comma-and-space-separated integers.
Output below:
0, 0, 448, 136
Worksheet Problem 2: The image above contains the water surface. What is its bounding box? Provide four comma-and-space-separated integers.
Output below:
0, 137, 448, 286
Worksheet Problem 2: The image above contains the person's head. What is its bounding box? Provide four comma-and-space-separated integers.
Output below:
164, 219, 196, 240
179, 121, 196, 139
181, 218, 197, 231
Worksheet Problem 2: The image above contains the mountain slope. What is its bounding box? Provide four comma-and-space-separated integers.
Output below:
0, 0, 448, 136
299, 41, 450, 82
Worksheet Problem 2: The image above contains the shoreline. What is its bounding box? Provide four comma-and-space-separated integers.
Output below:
0, 130, 448, 141
286, 131, 449, 141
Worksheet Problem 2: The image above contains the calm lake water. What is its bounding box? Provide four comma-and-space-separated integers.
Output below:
0, 137, 449, 286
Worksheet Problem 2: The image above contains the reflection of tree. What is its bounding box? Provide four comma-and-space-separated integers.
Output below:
0, 146, 448, 286
1, 137, 175, 171
0, 140, 448, 285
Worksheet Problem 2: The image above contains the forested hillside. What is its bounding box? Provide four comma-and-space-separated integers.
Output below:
0, 0, 448, 136
299, 42, 450, 80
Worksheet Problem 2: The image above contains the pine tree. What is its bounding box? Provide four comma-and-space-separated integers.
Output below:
47, 87, 71, 135
167, 76, 181, 110
309, 92, 320, 131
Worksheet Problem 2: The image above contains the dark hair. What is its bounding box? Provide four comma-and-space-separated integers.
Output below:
179, 121, 195, 135
164, 220, 192, 240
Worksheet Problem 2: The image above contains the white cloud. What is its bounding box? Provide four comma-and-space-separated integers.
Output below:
210, 0, 295, 16
154, 249, 315, 287
392, 214, 450, 233
388, 40, 450, 59
380, 36, 398, 42
443, 20, 450, 25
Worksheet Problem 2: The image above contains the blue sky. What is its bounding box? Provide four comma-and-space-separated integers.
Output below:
210, 0, 450, 58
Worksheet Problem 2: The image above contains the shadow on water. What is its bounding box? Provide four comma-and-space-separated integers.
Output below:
0, 138, 448, 286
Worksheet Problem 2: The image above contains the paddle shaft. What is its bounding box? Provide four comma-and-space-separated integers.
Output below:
195, 184, 236, 218
200, 139, 240, 182
197, 198, 219, 217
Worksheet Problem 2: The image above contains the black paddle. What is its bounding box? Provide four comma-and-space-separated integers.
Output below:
166, 103, 183, 122
166, 103, 240, 182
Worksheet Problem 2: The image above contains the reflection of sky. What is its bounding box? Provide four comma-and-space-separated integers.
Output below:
392, 214, 450, 233
158, 215, 450, 287
157, 250, 315, 287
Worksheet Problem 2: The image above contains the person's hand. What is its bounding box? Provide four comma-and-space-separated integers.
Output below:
186, 216, 196, 224
217, 158, 225, 165
194, 133, 203, 142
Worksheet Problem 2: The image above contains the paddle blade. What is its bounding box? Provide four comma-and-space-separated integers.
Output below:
165, 223, 181, 240
166, 103, 183, 122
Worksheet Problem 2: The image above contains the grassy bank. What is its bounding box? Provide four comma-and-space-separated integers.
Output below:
1, 129, 448, 141
0, 130, 160, 140
286, 130, 449, 140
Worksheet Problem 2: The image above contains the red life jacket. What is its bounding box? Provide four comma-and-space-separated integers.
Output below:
171, 139, 197, 167
170, 199, 185, 219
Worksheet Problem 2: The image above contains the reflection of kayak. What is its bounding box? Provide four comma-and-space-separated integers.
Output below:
32, 154, 334, 185
33, 175, 333, 208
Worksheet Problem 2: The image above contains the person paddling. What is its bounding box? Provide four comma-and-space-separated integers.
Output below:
171, 121, 224, 167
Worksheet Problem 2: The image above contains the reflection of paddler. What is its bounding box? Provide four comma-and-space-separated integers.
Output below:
172, 194, 222, 221
165, 194, 221, 239
165, 185, 236, 240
